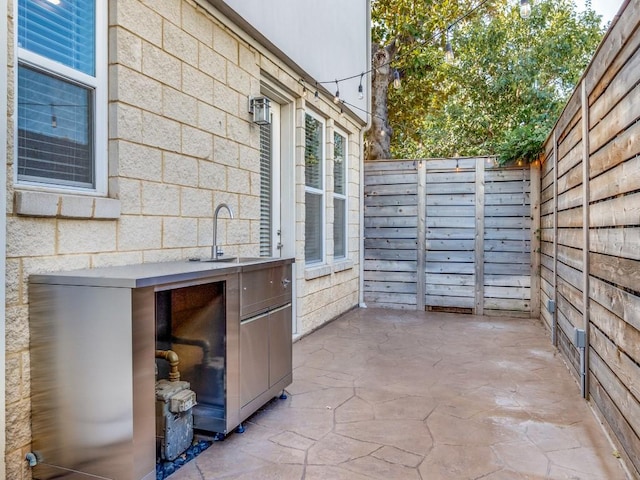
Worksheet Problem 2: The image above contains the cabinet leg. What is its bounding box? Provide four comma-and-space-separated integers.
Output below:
279, 390, 288, 400
236, 423, 245, 434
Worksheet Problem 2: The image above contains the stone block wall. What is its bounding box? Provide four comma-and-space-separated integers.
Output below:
4, 0, 364, 477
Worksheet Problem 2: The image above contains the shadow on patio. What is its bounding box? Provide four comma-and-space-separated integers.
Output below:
169, 308, 628, 479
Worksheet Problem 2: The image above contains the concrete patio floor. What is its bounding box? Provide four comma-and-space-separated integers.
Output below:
169, 308, 629, 479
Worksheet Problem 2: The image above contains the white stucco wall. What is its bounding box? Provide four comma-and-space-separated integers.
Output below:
210, 0, 371, 122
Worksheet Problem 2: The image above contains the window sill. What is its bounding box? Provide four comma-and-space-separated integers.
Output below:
15, 190, 121, 219
304, 263, 332, 280
333, 258, 353, 273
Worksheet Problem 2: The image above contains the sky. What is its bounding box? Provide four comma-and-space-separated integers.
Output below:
577, 0, 624, 25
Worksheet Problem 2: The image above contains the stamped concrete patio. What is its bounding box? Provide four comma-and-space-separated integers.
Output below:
170, 308, 629, 479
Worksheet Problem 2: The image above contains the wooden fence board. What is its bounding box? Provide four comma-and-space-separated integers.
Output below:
426, 239, 475, 250
590, 46, 640, 131
425, 295, 475, 308
590, 82, 640, 154
590, 299, 640, 364
364, 270, 418, 282
364, 173, 417, 185
365, 216, 418, 228
485, 240, 531, 252
365, 194, 418, 207
590, 252, 640, 293
591, 154, 640, 202
365, 205, 418, 217
590, 227, 640, 261
363, 260, 417, 272
427, 193, 476, 206
557, 208, 583, 228
364, 227, 418, 239
364, 281, 417, 294
364, 238, 418, 250
426, 273, 475, 286
590, 374, 640, 477
590, 122, 640, 179
365, 184, 418, 196
591, 326, 640, 404
485, 181, 531, 194
558, 276, 584, 313
590, 276, 640, 333
590, 191, 640, 227
426, 182, 476, 194
485, 193, 532, 205
427, 205, 476, 217
589, 351, 640, 450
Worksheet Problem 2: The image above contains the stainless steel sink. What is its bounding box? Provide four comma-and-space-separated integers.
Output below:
188, 257, 265, 264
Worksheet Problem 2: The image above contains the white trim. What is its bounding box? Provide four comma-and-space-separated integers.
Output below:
0, 0, 8, 475
269, 102, 281, 256
14, 0, 108, 195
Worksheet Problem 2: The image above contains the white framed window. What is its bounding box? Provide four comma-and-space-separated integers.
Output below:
304, 111, 325, 264
333, 129, 347, 259
16, 0, 107, 194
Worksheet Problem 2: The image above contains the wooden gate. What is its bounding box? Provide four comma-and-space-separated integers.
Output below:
364, 158, 538, 316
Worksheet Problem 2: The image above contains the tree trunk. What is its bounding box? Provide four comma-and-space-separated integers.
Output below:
365, 42, 397, 161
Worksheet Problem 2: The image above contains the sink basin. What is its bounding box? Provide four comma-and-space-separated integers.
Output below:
188, 257, 265, 264
203, 257, 238, 263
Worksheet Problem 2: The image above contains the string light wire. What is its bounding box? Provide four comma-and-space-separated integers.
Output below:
316, 0, 493, 87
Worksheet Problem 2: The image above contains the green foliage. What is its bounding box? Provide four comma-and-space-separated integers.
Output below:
374, 0, 604, 162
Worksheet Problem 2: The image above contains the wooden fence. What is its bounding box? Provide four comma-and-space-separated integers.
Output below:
539, 0, 640, 475
364, 158, 538, 317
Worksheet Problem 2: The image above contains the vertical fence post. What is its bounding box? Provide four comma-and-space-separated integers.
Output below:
474, 157, 485, 316
581, 80, 591, 399
530, 161, 541, 319
416, 160, 426, 311
552, 130, 559, 346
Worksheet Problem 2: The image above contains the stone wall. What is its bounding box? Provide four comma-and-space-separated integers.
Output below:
4, 0, 363, 477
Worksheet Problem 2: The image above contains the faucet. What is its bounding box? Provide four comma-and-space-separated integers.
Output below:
212, 203, 234, 259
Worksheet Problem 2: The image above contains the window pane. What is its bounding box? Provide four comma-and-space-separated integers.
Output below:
334, 132, 346, 195
305, 114, 322, 189
18, 65, 94, 187
305, 192, 322, 263
334, 197, 346, 258
18, 0, 95, 76
259, 122, 272, 257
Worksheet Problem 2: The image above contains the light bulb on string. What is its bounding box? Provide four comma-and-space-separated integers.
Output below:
393, 69, 401, 89
333, 80, 340, 104
299, 78, 308, 99
358, 73, 364, 100
444, 28, 454, 64
520, 0, 531, 19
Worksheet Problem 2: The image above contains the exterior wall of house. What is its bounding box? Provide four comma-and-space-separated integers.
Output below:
3, 0, 367, 477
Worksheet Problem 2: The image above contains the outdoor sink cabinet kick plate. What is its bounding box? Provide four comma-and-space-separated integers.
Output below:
28, 257, 294, 480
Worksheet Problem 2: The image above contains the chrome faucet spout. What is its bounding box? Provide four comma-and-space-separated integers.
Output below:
212, 203, 234, 259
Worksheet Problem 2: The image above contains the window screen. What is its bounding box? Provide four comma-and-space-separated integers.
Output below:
305, 113, 324, 263
259, 121, 272, 257
18, 65, 94, 187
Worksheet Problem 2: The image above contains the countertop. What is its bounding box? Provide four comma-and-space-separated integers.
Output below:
29, 257, 295, 288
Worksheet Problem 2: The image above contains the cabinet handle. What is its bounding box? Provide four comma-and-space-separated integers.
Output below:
282, 278, 291, 288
